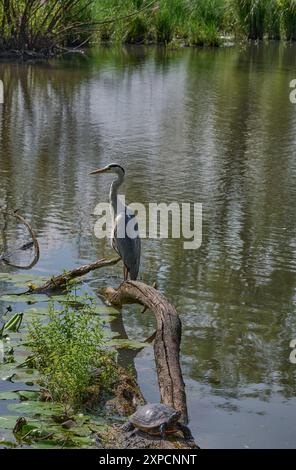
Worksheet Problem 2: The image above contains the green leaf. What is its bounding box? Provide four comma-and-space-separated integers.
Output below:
71, 435, 96, 448
93, 306, 119, 315
30, 439, 63, 449
108, 338, 148, 350
0, 294, 48, 304
13, 368, 40, 384
24, 307, 51, 316
0, 440, 17, 448
8, 401, 64, 417
2, 313, 23, 333
0, 416, 20, 430
17, 390, 40, 401
0, 391, 18, 400
0, 273, 47, 284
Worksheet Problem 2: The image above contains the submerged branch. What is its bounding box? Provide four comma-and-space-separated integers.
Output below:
0, 209, 40, 270
30, 257, 121, 293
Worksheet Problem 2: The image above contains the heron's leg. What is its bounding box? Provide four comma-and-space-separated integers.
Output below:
123, 265, 129, 281
159, 422, 168, 439
176, 422, 193, 440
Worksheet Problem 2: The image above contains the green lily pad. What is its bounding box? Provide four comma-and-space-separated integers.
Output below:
0, 440, 17, 448
70, 435, 96, 448
0, 363, 40, 383
0, 294, 48, 304
24, 307, 51, 317
17, 390, 40, 401
0, 391, 18, 400
0, 363, 19, 381
49, 295, 77, 303
0, 273, 47, 284
0, 416, 20, 430
8, 401, 63, 417
0, 389, 38, 401
93, 306, 119, 315
12, 368, 40, 384
30, 439, 63, 449
108, 338, 148, 350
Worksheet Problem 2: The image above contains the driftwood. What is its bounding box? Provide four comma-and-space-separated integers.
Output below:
101, 281, 188, 424
30, 257, 121, 293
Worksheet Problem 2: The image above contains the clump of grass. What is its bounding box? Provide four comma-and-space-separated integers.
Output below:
188, 22, 221, 46
0, 0, 94, 54
279, 0, 296, 40
95, 0, 225, 46
230, 0, 267, 39
154, 7, 175, 43
266, 0, 281, 40
28, 290, 118, 411
5, 0, 296, 52
123, 14, 149, 43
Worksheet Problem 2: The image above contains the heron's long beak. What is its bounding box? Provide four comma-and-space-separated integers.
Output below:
89, 167, 108, 175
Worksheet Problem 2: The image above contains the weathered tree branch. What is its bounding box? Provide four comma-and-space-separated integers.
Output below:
101, 281, 188, 424
31, 256, 121, 293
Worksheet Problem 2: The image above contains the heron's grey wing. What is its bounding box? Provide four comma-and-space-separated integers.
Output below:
113, 212, 141, 280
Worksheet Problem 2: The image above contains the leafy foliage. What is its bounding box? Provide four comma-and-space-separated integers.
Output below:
27, 290, 118, 410
0, 0, 94, 54
279, 0, 296, 40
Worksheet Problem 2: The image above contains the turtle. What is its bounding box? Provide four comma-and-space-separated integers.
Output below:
122, 403, 193, 440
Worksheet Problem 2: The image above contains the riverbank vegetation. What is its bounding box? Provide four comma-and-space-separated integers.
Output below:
27, 290, 118, 410
95, 0, 296, 46
0, 274, 142, 448
0, 1, 94, 55
1, 1, 296, 55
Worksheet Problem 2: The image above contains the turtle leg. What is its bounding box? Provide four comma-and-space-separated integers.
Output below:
176, 422, 193, 440
122, 421, 135, 433
159, 422, 168, 439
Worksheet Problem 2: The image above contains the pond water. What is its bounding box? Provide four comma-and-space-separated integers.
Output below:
1, 43, 296, 449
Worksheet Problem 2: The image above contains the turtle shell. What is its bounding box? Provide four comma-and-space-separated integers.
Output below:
130, 403, 181, 430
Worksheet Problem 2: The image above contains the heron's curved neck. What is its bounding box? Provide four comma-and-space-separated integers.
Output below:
109, 172, 124, 218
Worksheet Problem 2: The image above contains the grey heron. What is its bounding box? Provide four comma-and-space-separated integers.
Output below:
90, 163, 141, 281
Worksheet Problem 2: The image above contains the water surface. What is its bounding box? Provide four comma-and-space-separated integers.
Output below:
1, 43, 296, 448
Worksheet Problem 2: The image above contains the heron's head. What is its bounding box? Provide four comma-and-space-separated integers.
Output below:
89, 163, 125, 177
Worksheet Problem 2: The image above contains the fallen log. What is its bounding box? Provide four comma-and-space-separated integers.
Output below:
31, 257, 121, 293
101, 281, 188, 424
